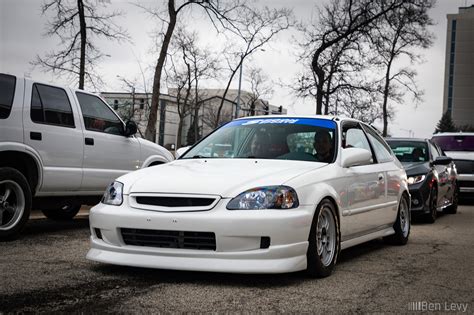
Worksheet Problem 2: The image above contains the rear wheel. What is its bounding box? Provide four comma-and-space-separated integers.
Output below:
444, 182, 459, 214
425, 187, 437, 223
41, 204, 81, 221
307, 199, 340, 278
384, 193, 410, 245
0, 168, 32, 241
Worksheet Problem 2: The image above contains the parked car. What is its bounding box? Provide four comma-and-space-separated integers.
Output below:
431, 132, 474, 198
87, 116, 410, 277
0, 73, 174, 240
386, 138, 458, 222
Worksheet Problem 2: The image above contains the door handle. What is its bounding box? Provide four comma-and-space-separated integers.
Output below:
378, 173, 384, 181
30, 132, 42, 141
85, 138, 94, 145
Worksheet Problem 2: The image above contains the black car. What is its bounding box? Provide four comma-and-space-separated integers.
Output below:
386, 138, 459, 223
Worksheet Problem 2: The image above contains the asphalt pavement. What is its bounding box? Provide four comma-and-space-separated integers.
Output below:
1, 202, 473, 313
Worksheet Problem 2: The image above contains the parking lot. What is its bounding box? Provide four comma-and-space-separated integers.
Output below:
1, 202, 473, 313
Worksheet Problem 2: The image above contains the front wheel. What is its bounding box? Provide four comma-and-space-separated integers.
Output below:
306, 199, 340, 278
41, 204, 81, 221
425, 187, 437, 224
0, 168, 32, 241
384, 193, 410, 245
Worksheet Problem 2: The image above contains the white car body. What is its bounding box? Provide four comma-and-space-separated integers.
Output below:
87, 116, 409, 275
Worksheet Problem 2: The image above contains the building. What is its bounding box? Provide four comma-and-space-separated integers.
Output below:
100, 89, 286, 149
443, 6, 474, 126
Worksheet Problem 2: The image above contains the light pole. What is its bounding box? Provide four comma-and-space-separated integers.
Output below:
400, 128, 414, 138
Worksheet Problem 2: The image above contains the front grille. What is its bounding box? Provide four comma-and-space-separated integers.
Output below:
458, 180, 474, 188
454, 160, 473, 174
121, 228, 216, 250
135, 196, 215, 207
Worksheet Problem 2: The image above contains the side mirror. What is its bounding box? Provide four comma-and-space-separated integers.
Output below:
341, 148, 372, 168
175, 146, 191, 159
123, 120, 138, 137
432, 156, 452, 165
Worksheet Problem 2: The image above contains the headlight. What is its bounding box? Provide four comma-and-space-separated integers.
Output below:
102, 181, 124, 205
227, 186, 299, 210
407, 175, 426, 185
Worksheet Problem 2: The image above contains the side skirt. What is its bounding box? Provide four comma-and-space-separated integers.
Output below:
341, 227, 395, 250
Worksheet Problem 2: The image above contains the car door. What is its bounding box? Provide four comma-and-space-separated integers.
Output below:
74, 92, 141, 192
340, 122, 387, 238
23, 81, 84, 192
362, 124, 400, 226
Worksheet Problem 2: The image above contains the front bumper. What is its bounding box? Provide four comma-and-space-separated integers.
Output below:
407, 182, 431, 215
86, 198, 315, 274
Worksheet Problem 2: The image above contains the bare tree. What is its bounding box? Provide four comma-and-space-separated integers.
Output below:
33, 0, 128, 89
142, 0, 246, 142
166, 28, 219, 147
306, 0, 414, 115
242, 66, 274, 116
211, 6, 292, 128
371, 0, 435, 136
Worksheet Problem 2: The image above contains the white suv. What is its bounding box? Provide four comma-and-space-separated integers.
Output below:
0, 73, 174, 239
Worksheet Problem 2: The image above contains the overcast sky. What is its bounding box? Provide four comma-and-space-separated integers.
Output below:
1, 0, 472, 138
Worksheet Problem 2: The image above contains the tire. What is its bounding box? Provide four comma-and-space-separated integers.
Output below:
0, 167, 32, 241
444, 182, 459, 214
425, 187, 437, 224
384, 193, 410, 245
41, 204, 81, 221
306, 199, 340, 278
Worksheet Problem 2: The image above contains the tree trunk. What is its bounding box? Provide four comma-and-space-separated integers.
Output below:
145, 0, 177, 142
215, 60, 241, 128
382, 66, 391, 137
176, 118, 184, 148
312, 51, 325, 115
77, 0, 86, 89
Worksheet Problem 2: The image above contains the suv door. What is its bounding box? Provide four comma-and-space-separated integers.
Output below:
429, 141, 451, 208
340, 122, 387, 237
74, 92, 140, 192
23, 82, 84, 192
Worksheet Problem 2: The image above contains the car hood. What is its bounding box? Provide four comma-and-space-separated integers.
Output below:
443, 151, 474, 161
402, 162, 430, 176
122, 159, 326, 197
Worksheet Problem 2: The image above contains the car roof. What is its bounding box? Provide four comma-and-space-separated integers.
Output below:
385, 137, 428, 142
432, 132, 474, 137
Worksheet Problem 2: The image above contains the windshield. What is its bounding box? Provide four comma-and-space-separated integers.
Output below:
182, 118, 337, 163
387, 140, 429, 163
431, 135, 474, 152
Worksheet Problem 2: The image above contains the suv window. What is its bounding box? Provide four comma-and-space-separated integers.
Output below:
76, 92, 123, 135
0, 74, 16, 119
31, 83, 75, 127
363, 125, 393, 163
429, 142, 440, 159
432, 135, 474, 152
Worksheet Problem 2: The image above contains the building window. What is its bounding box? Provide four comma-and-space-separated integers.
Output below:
140, 98, 144, 110
114, 99, 118, 110
447, 19, 457, 114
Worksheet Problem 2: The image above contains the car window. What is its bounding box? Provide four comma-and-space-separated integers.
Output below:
31, 83, 75, 128
432, 135, 474, 152
363, 125, 393, 163
76, 92, 123, 135
387, 141, 429, 163
182, 118, 337, 163
429, 142, 440, 159
341, 123, 374, 163
0, 74, 16, 119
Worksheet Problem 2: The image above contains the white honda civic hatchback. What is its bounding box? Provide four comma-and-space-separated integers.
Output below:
87, 116, 410, 277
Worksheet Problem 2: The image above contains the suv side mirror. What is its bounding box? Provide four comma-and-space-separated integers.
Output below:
123, 120, 138, 137
432, 156, 452, 166
175, 146, 191, 159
